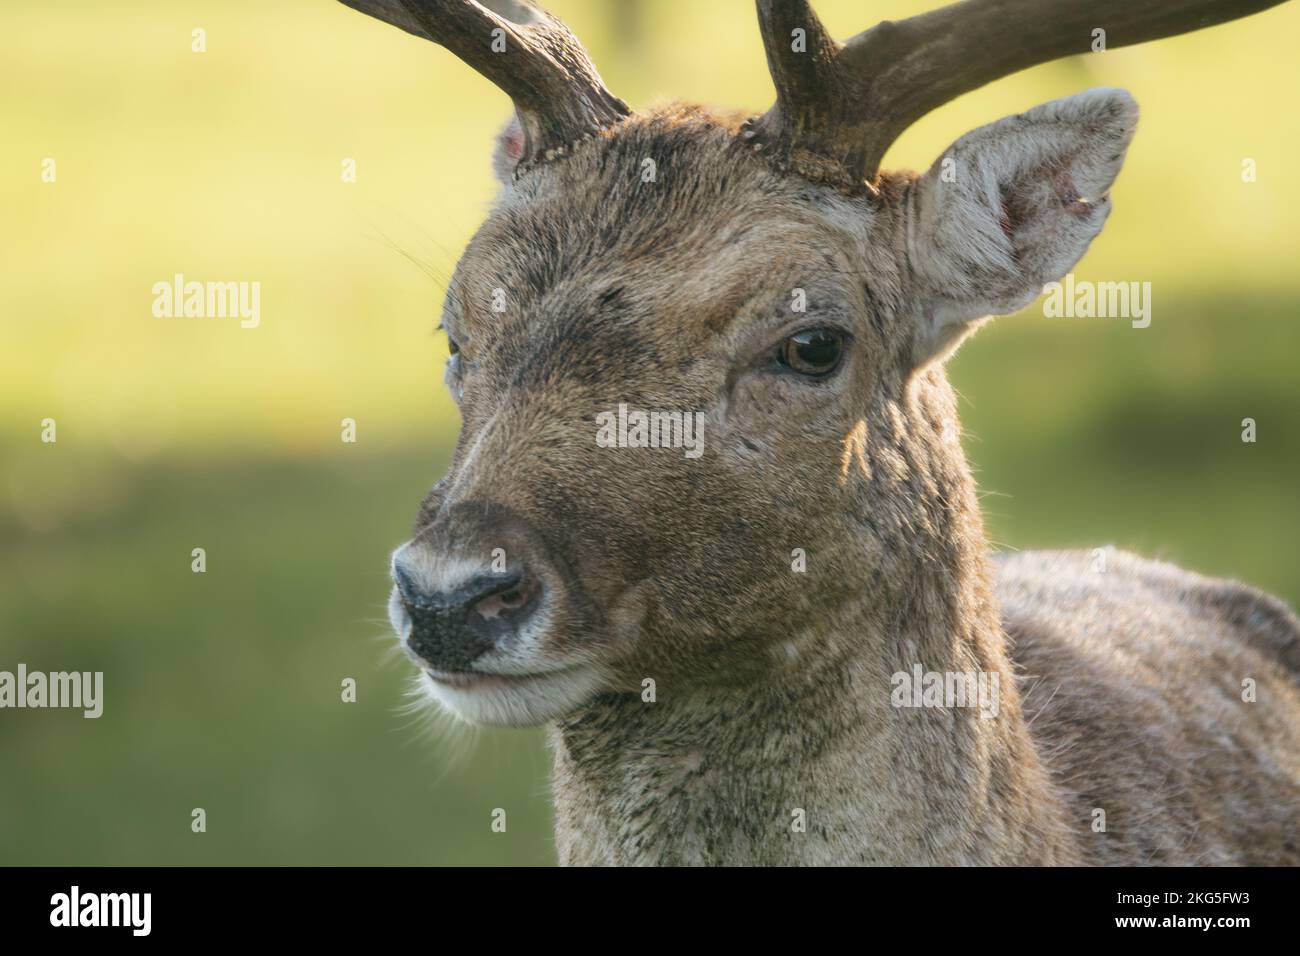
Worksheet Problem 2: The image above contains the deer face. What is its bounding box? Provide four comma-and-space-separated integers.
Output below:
391, 109, 900, 725
389, 91, 1136, 727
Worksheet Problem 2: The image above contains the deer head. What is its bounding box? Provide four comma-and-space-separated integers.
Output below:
345, 0, 1284, 726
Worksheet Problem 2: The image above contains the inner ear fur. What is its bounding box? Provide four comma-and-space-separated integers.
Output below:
906, 88, 1138, 368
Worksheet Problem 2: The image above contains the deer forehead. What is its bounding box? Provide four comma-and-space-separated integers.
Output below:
449, 107, 904, 351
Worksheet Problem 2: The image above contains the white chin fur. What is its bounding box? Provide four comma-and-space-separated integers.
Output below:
420, 666, 602, 727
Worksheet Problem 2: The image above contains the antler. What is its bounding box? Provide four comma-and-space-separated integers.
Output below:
338, 0, 628, 163
746, 0, 1288, 191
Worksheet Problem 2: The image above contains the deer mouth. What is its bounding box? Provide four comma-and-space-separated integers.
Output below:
417, 659, 603, 727
420, 662, 582, 690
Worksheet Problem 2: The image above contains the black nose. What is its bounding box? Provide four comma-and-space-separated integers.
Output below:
392, 557, 539, 671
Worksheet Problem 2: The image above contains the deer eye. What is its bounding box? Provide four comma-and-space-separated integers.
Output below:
444, 337, 464, 400
778, 328, 845, 377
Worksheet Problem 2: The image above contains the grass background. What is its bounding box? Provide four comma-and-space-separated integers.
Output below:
2, 0, 1297, 865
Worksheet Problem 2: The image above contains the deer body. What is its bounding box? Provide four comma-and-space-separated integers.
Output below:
343, 0, 1300, 865
552, 545, 1300, 866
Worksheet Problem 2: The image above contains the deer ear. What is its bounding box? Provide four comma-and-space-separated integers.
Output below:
491, 114, 527, 185
907, 89, 1138, 367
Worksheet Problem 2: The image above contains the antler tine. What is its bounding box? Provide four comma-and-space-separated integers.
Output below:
750, 0, 1290, 192
755, 1, 842, 124
749, 1, 870, 185
338, 0, 628, 163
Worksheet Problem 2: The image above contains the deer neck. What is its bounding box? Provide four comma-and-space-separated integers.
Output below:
550, 574, 1072, 865
549, 390, 1076, 866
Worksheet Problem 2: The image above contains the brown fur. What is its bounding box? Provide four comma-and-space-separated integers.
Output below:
402, 104, 1300, 865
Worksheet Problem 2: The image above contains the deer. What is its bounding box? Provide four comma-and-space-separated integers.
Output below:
341, 0, 1300, 865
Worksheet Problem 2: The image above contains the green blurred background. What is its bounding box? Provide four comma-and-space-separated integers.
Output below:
1, 0, 1297, 865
